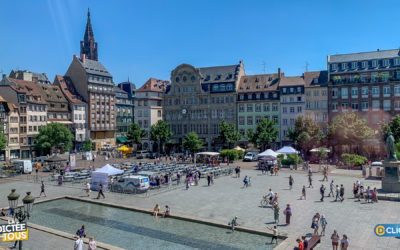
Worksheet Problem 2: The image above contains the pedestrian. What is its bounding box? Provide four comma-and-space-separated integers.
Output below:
339, 184, 345, 202
301, 185, 306, 200
311, 214, 319, 235
0, 208, 6, 217
153, 204, 160, 217
230, 216, 239, 232
308, 166, 313, 176
211, 173, 214, 185
177, 172, 181, 185
331, 230, 340, 250
243, 175, 249, 188
288, 175, 294, 190
207, 173, 211, 186
74, 235, 83, 250
274, 166, 279, 176
40, 181, 46, 198
340, 234, 349, 250
186, 176, 190, 190
320, 214, 327, 236
320, 184, 325, 201
237, 167, 241, 178
270, 166, 274, 176
308, 175, 313, 188
328, 180, 335, 197
162, 205, 170, 217
235, 167, 239, 178
194, 172, 199, 186
85, 182, 91, 197
335, 185, 340, 202
302, 236, 308, 249
273, 203, 280, 224
358, 185, 364, 201
322, 167, 328, 181
294, 238, 304, 250
88, 236, 96, 250
76, 225, 86, 238
267, 225, 278, 244
365, 186, 372, 203
97, 184, 105, 199
353, 183, 358, 198
372, 187, 378, 203
284, 204, 292, 225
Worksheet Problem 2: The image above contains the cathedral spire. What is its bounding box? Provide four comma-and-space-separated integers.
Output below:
80, 8, 98, 61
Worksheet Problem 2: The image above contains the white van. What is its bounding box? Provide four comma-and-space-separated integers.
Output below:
244, 152, 258, 162
13, 160, 32, 174
112, 175, 149, 192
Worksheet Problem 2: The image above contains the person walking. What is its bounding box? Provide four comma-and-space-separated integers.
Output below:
267, 226, 279, 244
85, 182, 91, 197
243, 175, 249, 188
74, 235, 83, 250
288, 175, 294, 190
331, 230, 340, 250
39, 181, 46, 198
274, 167, 279, 176
339, 184, 345, 202
301, 185, 306, 200
335, 185, 340, 202
302, 236, 308, 249
97, 184, 105, 199
308, 175, 313, 188
311, 214, 319, 235
177, 172, 181, 185
88, 236, 97, 250
358, 185, 364, 201
340, 234, 349, 250
207, 173, 211, 186
328, 180, 335, 197
284, 204, 292, 225
372, 187, 378, 203
273, 203, 280, 224
230, 216, 239, 232
322, 167, 328, 181
320, 214, 327, 236
353, 183, 358, 199
320, 184, 325, 202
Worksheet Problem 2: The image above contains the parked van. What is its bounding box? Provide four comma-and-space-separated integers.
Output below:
136, 151, 148, 159
244, 152, 258, 162
112, 175, 149, 193
13, 160, 32, 174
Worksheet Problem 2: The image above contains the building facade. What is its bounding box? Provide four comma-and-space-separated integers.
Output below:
9, 70, 51, 85
164, 61, 245, 152
54, 75, 88, 150
236, 72, 281, 148
304, 71, 329, 131
279, 76, 305, 145
118, 80, 136, 128
38, 84, 71, 126
114, 86, 133, 142
135, 78, 169, 151
65, 11, 116, 150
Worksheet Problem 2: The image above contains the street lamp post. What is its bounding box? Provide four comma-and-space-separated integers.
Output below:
7, 189, 35, 250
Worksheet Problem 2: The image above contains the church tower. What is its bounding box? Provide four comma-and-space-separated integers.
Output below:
80, 8, 98, 61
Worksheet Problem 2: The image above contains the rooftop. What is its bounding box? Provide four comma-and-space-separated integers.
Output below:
303, 71, 328, 87
237, 74, 281, 93
77, 57, 112, 77
7, 78, 46, 104
137, 78, 170, 93
54, 75, 85, 104
328, 49, 400, 63
278, 76, 305, 87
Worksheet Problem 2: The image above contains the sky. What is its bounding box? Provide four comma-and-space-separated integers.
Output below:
1, 0, 400, 88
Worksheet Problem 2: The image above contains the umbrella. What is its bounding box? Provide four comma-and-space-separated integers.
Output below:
234, 146, 245, 152
117, 145, 130, 152
310, 147, 331, 153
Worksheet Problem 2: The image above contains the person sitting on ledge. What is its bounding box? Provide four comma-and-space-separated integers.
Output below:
163, 205, 170, 218
0, 208, 6, 216
153, 204, 160, 217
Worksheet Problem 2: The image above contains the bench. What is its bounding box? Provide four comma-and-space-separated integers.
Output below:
305, 235, 321, 250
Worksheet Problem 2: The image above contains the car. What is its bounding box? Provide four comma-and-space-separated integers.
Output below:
136, 150, 148, 159
102, 144, 113, 151
147, 153, 157, 159
244, 152, 258, 162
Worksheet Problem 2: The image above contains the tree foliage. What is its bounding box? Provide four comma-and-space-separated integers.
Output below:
34, 123, 73, 155
220, 149, 241, 161
81, 140, 94, 152
380, 115, 400, 142
247, 118, 279, 151
149, 120, 173, 153
341, 153, 367, 167
287, 116, 323, 154
277, 153, 302, 166
127, 123, 147, 145
327, 112, 373, 148
183, 132, 203, 153
218, 120, 241, 149
0, 126, 7, 151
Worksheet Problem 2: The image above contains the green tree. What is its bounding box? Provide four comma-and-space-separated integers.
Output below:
287, 116, 323, 155
149, 120, 173, 154
81, 140, 94, 152
0, 126, 7, 151
380, 115, 400, 142
341, 153, 367, 167
183, 132, 203, 153
218, 120, 241, 149
127, 123, 147, 146
34, 123, 74, 155
247, 118, 279, 151
327, 112, 373, 154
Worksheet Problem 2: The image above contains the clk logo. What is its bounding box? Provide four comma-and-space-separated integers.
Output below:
375, 225, 385, 236
375, 224, 400, 237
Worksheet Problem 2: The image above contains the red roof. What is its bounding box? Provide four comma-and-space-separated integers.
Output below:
136, 78, 170, 93
54, 75, 85, 104
7, 78, 46, 104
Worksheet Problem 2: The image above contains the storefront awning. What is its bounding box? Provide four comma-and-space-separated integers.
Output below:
117, 137, 128, 143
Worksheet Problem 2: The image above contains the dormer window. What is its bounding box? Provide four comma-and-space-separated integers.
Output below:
256, 94, 260, 99
255, 78, 259, 82
372, 60, 378, 68
383, 59, 389, 67
215, 75, 221, 80
290, 88, 294, 93
395, 58, 400, 66
341, 63, 347, 70
205, 75, 210, 81
273, 93, 277, 98
244, 78, 248, 83
313, 78, 319, 84
351, 62, 357, 69
264, 84, 268, 88
175, 77, 180, 82
282, 88, 287, 93
246, 86, 250, 90
362, 61, 367, 68
256, 85, 260, 89
269, 77, 272, 81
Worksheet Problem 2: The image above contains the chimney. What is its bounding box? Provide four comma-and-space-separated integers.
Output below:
278, 68, 281, 79
82, 54, 86, 63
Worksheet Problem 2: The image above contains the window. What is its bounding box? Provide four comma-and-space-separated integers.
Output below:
255, 104, 261, 112
361, 61, 367, 68
383, 100, 391, 111
306, 91, 311, 96
290, 107, 295, 113
372, 60, 378, 68
332, 102, 338, 111
239, 116, 244, 125
297, 96, 302, 102
395, 101, 400, 110
395, 58, 400, 66
263, 103, 270, 112
256, 116, 261, 124
290, 118, 295, 125
351, 87, 358, 98
383, 59, 389, 67
247, 104, 253, 112
371, 72, 378, 82
282, 88, 287, 93
341, 103, 348, 111
361, 102, 369, 111
383, 86, 391, 97
341, 63, 347, 70
313, 78, 319, 84
273, 116, 278, 123
239, 95, 244, 100
361, 87, 369, 98
283, 119, 288, 125
157, 110, 162, 117
297, 87, 301, 92
372, 100, 380, 110
332, 88, 338, 98
272, 103, 278, 111
264, 115, 270, 120
297, 106, 302, 113
282, 107, 287, 113
247, 116, 253, 125
239, 104, 244, 112
351, 62, 357, 69
351, 102, 359, 111
341, 88, 348, 99
290, 88, 294, 93
331, 64, 337, 71
256, 94, 260, 99
372, 86, 380, 97
313, 90, 319, 96
321, 101, 327, 109
395, 85, 400, 96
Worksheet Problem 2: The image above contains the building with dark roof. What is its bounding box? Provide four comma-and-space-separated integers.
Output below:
9, 70, 51, 85
114, 86, 133, 142
164, 61, 244, 152
65, 10, 116, 150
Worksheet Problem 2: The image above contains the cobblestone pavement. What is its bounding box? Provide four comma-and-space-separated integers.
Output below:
0, 163, 397, 250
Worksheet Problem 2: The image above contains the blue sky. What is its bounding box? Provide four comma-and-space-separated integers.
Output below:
1, 0, 400, 88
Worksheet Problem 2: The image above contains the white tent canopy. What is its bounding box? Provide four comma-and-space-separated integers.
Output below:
276, 146, 298, 154
195, 152, 220, 156
258, 149, 278, 158
94, 164, 124, 176
310, 147, 331, 152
